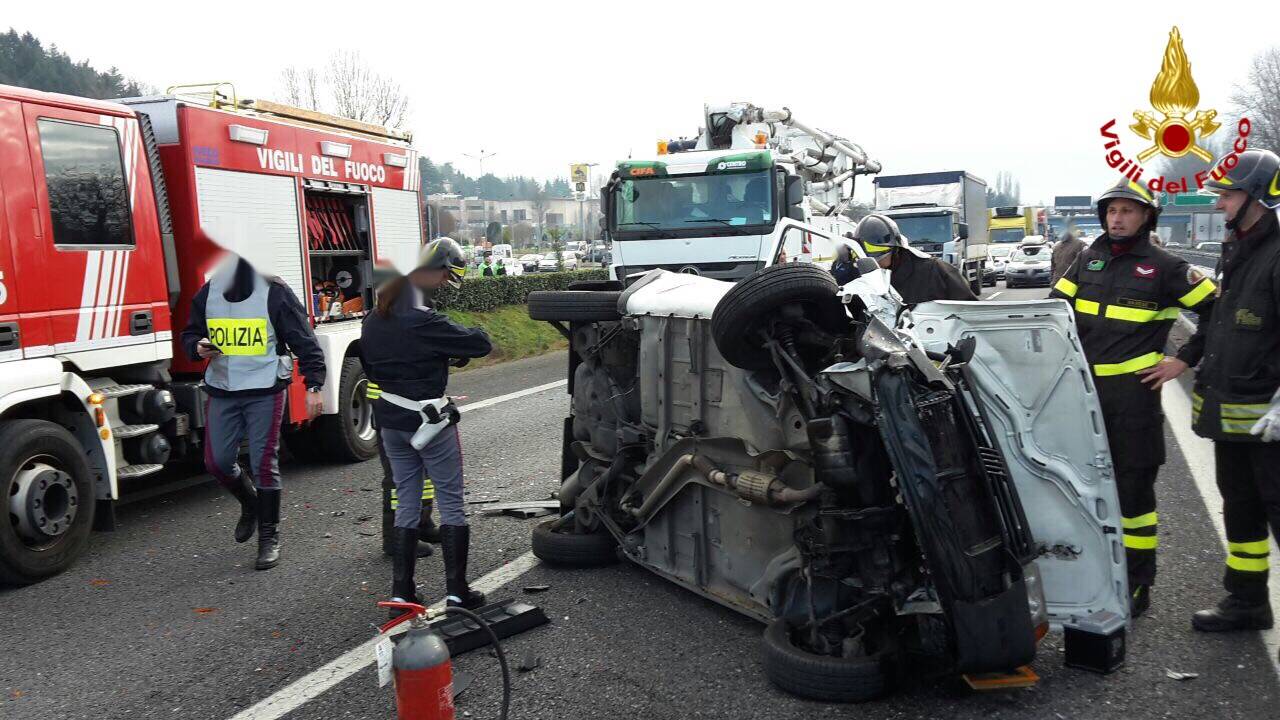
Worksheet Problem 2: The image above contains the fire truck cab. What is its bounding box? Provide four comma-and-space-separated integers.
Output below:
0, 83, 424, 584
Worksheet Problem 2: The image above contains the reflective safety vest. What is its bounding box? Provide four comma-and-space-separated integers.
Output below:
203, 268, 293, 391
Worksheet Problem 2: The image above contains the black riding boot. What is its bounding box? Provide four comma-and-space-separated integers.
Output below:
440, 524, 485, 609
255, 488, 281, 570
419, 499, 442, 544
382, 506, 433, 557
227, 472, 257, 544
390, 526, 422, 617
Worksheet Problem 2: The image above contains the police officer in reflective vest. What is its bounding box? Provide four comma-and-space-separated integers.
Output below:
852, 213, 979, 304
1148, 149, 1280, 634
1050, 178, 1217, 616
361, 238, 493, 609
181, 255, 326, 570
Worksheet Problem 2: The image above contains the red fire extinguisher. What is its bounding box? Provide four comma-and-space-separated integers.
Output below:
379, 601, 455, 720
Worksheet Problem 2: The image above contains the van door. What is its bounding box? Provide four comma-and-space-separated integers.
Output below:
907, 299, 1129, 623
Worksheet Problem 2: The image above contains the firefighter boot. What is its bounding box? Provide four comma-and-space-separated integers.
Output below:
1192, 596, 1274, 632
1130, 585, 1151, 618
255, 488, 281, 571
440, 524, 485, 609
419, 499, 442, 544
227, 472, 257, 544
390, 527, 422, 618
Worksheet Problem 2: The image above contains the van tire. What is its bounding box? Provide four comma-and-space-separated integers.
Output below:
761, 618, 892, 702
712, 264, 847, 371
531, 519, 618, 567
528, 291, 623, 322
314, 358, 380, 462
0, 420, 96, 586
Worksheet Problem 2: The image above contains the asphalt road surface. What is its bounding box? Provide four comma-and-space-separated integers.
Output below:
3, 285, 1278, 720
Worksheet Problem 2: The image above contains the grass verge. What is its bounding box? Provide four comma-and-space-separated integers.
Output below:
443, 304, 566, 370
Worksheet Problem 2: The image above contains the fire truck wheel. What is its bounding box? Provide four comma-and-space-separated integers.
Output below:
531, 519, 618, 567
761, 618, 892, 703
314, 357, 380, 462
0, 420, 96, 586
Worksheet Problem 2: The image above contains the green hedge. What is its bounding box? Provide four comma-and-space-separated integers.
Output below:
433, 269, 609, 312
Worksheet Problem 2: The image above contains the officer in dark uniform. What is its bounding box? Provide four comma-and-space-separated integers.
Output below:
1050, 178, 1217, 616
361, 238, 493, 609
852, 213, 978, 304
1156, 149, 1280, 635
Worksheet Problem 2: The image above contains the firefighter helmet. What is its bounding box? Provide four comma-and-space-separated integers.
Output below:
1204, 149, 1280, 210
852, 213, 904, 256
1096, 177, 1162, 230
415, 237, 468, 288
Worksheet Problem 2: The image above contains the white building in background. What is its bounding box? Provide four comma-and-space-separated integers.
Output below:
425, 193, 601, 243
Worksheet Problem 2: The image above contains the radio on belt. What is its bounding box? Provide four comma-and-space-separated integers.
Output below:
1063, 610, 1126, 674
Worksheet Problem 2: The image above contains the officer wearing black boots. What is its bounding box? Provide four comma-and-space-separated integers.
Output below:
361, 238, 492, 609
1050, 178, 1217, 617
1153, 149, 1280, 636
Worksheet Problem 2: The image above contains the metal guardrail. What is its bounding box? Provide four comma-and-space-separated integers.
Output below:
1168, 247, 1221, 270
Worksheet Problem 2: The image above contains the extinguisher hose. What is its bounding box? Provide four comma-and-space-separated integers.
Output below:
442, 606, 511, 720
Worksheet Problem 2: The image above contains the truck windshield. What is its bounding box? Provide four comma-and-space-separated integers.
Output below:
893, 215, 952, 245
612, 170, 773, 236
990, 228, 1026, 244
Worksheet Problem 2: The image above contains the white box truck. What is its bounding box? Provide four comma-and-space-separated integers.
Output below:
873, 171, 988, 294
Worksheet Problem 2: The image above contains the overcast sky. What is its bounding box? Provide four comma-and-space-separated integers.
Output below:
9, 2, 1275, 203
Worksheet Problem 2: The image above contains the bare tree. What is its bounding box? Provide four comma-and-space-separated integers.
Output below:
280, 66, 322, 111
1230, 46, 1280, 152
276, 51, 410, 129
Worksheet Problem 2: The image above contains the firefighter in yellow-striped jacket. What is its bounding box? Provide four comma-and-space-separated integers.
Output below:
368, 380, 441, 557
1050, 178, 1217, 618
1148, 150, 1280, 636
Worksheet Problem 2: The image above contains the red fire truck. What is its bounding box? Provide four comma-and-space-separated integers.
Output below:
0, 83, 425, 584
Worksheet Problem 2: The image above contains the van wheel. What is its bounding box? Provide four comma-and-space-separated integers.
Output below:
531, 519, 618, 567
761, 618, 893, 702
314, 358, 379, 462
528, 291, 623, 322
0, 420, 96, 585
712, 264, 848, 371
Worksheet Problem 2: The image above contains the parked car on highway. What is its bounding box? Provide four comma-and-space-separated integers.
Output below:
538, 251, 580, 272
1004, 245, 1051, 288
526, 264, 1126, 702
1195, 241, 1223, 254
584, 244, 612, 264
984, 244, 1015, 285
520, 254, 544, 273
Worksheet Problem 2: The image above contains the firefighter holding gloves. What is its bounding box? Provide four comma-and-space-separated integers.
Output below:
181, 218, 326, 571
1050, 178, 1217, 617
1144, 149, 1280, 635
362, 238, 492, 610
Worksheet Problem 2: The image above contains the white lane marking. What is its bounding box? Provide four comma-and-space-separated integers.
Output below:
987, 291, 1004, 300
1164, 381, 1280, 678
225, 552, 541, 720
457, 379, 567, 414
